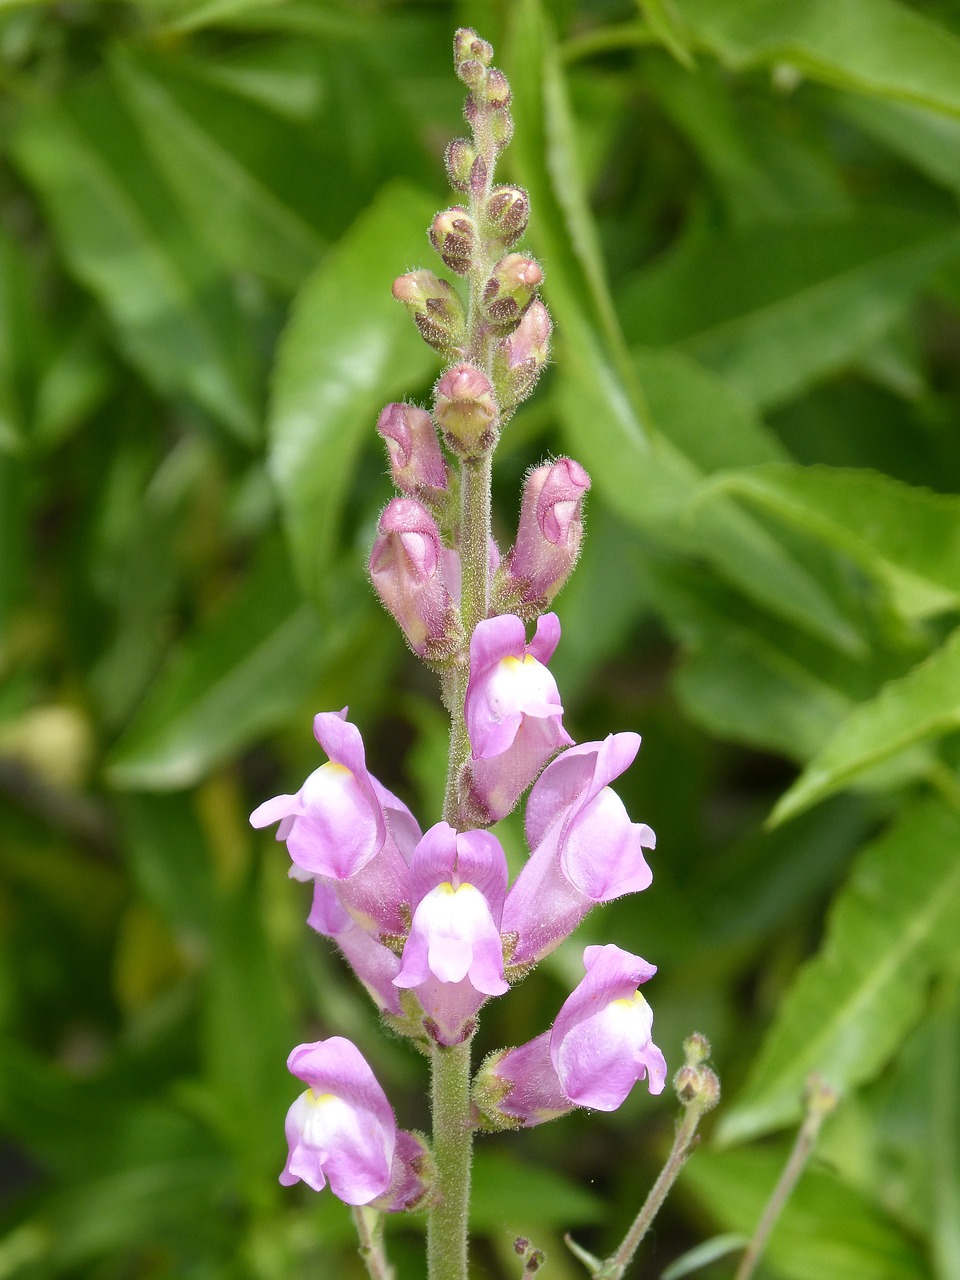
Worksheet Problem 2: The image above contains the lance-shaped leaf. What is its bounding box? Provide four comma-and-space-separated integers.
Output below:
267, 181, 439, 598
703, 463, 960, 622
618, 213, 960, 408
11, 80, 260, 442
771, 627, 960, 826
717, 796, 960, 1146
674, 0, 960, 120
110, 51, 325, 291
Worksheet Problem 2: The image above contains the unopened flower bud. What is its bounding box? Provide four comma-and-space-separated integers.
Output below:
445, 138, 476, 194
674, 1060, 720, 1113
392, 270, 465, 357
497, 458, 590, 615
369, 498, 463, 664
481, 254, 543, 333
485, 186, 529, 248
454, 28, 493, 71
429, 207, 475, 276
434, 363, 499, 458
484, 68, 511, 108
376, 403, 449, 506
492, 300, 552, 414
683, 1032, 711, 1067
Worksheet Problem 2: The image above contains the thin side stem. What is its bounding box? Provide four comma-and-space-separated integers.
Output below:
427, 1040, 474, 1280
352, 1207, 395, 1280
587, 1105, 702, 1280
732, 1079, 836, 1280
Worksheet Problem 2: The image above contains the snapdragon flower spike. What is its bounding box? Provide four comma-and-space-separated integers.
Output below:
250, 709, 417, 936
376, 403, 449, 507
281, 1037, 396, 1202
474, 945, 666, 1128
369, 498, 464, 665
502, 734, 655, 966
498, 458, 590, 616
463, 613, 572, 823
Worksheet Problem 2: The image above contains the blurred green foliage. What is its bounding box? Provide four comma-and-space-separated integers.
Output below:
2, 1, 960, 1277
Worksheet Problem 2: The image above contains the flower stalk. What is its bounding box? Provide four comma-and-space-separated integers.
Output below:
428, 1041, 474, 1280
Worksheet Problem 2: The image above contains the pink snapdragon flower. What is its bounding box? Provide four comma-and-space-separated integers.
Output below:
463, 613, 572, 822
474, 945, 666, 1128
249, 709, 419, 936
281, 1037, 396, 1202
502, 734, 655, 966
396, 823, 508, 996
282, 1037, 432, 1211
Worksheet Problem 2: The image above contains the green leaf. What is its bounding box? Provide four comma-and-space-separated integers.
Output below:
771, 627, 960, 825
705, 463, 960, 621
267, 180, 439, 598
105, 539, 326, 790
619, 213, 960, 408
645, 58, 850, 226
660, 1234, 749, 1280
11, 80, 260, 442
110, 51, 325, 291
717, 796, 960, 1145
200, 879, 293, 1188
636, 347, 787, 470
681, 1145, 929, 1280
674, 0, 960, 119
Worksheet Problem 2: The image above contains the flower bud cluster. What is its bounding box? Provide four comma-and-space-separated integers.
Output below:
252, 28, 670, 1224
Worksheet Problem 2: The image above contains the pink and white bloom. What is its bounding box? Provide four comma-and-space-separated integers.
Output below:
250, 709, 419, 936
281, 1037, 396, 1202
395, 823, 508, 996
474, 945, 665, 1128
463, 613, 572, 822
502, 734, 655, 966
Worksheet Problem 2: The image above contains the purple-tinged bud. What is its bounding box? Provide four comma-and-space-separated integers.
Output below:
369, 498, 463, 664
480, 254, 544, 334
392, 270, 465, 358
434, 363, 499, 458
497, 458, 590, 615
376, 403, 449, 506
445, 138, 476, 194
454, 28, 493, 72
492, 300, 552, 415
429, 207, 475, 276
484, 68, 511, 108
485, 186, 529, 248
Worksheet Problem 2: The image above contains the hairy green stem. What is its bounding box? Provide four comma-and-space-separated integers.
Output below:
427, 1040, 474, 1280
